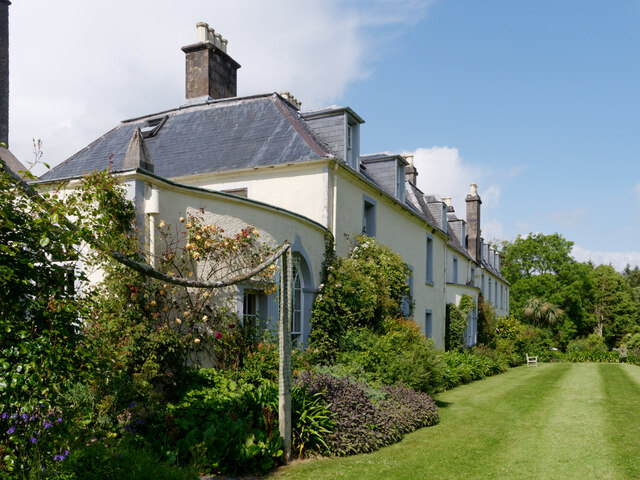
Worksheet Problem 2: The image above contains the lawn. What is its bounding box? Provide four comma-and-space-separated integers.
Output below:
270, 363, 640, 480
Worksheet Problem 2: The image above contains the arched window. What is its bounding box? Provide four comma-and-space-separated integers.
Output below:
292, 256, 303, 347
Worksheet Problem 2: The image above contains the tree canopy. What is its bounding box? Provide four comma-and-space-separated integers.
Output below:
500, 233, 640, 345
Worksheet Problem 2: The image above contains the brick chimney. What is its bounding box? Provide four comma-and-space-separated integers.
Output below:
181, 22, 241, 101
403, 154, 418, 185
0, 1, 10, 147
465, 183, 482, 262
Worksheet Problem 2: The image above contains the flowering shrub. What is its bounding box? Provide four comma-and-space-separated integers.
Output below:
310, 235, 412, 362
0, 405, 70, 477
297, 372, 438, 456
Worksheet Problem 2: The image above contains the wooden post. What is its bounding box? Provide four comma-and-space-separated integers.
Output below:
279, 248, 293, 462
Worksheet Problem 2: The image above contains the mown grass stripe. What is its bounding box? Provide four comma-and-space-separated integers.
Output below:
600, 363, 640, 478
494, 363, 618, 479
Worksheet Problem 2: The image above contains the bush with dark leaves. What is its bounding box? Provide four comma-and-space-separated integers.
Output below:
297, 372, 438, 456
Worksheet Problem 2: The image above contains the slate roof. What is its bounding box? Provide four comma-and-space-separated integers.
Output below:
40, 94, 332, 182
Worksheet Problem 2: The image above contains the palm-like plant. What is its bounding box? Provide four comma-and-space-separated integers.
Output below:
523, 297, 563, 327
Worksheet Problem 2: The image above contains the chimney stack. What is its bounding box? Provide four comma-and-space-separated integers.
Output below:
280, 91, 302, 109
465, 183, 482, 262
0, 1, 10, 147
403, 154, 418, 185
181, 22, 240, 101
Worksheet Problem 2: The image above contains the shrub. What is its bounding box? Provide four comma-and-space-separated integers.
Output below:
336, 318, 443, 394
624, 332, 640, 357
56, 441, 198, 480
309, 236, 412, 362
493, 315, 555, 364
236, 341, 311, 386
476, 295, 497, 346
297, 371, 438, 456
567, 334, 608, 354
445, 296, 475, 352
165, 370, 282, 476
291, 383, 335, 458
439, 349, 510, 390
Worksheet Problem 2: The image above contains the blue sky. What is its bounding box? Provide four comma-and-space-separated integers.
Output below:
7, 0, 640, 269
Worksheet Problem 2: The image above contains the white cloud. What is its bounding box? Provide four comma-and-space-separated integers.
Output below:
408, 146, 500, 212
8, 0, 433, 171
572, 246, 640, 271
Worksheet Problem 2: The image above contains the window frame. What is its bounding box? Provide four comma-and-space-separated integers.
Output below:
425, 234, 434, 285
362, 195, 377, 237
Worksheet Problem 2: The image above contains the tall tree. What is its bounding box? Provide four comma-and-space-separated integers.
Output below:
589, 265, 639, 347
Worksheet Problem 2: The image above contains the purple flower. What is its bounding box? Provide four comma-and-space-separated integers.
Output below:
53, 450, 70, 461
1, 413, 8, 419
30, 436, 37, 444
43, 421, 52, 429
127, 402, 137, 409
6, 426, 15, 434
56, 417, 63, 423
21, 413, 28, 420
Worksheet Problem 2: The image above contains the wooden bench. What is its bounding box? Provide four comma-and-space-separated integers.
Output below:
526, 354, 538, 367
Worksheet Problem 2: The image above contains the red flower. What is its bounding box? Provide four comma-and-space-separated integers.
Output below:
228, 324, 236, 329
215, 332, 222, 339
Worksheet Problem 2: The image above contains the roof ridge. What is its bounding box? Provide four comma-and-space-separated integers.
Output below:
270, 95, 333, 158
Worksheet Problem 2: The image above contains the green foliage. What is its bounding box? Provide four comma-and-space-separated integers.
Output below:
56, 441, 198, 480
166, 369, 282, 476
234, 341, 311, 385
522, 297, 563, 327
335, 317, 443, 395
439, 348, 510, 390
476, 294, 496, 346
0, 167, 96, 413
492, 315, 556, 364
309, 235, 412, 362
500, 233, 594, 336
445, 295, 474, 352
297, 372, 438, 456
589, 265, 639, 347
291, 383, 335, 458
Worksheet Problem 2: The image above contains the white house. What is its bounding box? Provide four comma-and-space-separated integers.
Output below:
33, 23, 509, 349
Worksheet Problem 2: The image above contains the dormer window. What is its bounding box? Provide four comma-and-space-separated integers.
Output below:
346, 118, 359, 170
441, 203, 448, 233
140, 116, 168, 138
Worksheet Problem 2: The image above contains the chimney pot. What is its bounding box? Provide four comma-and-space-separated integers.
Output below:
196, 22, 209, 43
470, 183, 478, 196
280, 91, 302, 109
214, 33, 223, 49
